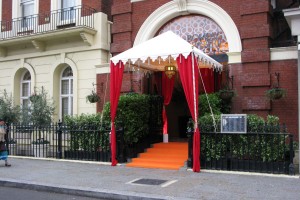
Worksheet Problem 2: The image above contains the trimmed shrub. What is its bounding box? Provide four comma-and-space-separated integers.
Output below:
102, 93, 152, 145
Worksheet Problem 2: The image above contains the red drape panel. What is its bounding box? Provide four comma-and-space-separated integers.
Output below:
162, 73, 175, 134
110, 61, 124, 166
177, 54, 200, 172
200, 68, 214, 94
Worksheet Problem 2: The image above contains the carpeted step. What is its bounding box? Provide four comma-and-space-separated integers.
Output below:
126, 142, 188, 170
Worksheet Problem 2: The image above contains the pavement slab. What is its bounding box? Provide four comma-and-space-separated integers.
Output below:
0, 157, 299, 200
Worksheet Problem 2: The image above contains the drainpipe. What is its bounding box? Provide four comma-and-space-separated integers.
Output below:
298, 35, 300, 174
283, 6, 300, 175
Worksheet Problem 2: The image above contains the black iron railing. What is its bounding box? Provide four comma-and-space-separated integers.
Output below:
6, 122, 124, 162
187, 125, 295, 175
0, 5, 95, 40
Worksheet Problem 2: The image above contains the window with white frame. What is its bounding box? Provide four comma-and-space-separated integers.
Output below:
20, 0, 35, 28
60, 66, 73, 119
21, 71, 31, 108
61, 0, 76, 21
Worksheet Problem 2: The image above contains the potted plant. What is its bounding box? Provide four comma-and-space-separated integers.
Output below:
218, 89, 236, 102
266, 72, 287, 101
265, 87, 286, 100
32, 138, 50, 158
86, 90, 100, 103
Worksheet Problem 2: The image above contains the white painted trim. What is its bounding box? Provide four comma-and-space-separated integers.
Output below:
226, 52, 242, 64
131, 0, 145, 2
0, 0, 2, 22
52, 0, 81, 11
134, 0, 242, 62
12, 0, 39, 18
50, 57, 78, 118
270, 46, 298, 61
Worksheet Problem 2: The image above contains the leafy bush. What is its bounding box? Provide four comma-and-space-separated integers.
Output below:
196, 114, 288, 162
199, 93, 222, 116
21, 87, 55, 126
64, 113, 109, 151
0, 90, 21, 124
102, 93, 151, 145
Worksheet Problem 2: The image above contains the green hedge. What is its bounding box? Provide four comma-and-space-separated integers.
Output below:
102, 93, 152, 145
196, 114, 288, 162
64, 113, 109, 151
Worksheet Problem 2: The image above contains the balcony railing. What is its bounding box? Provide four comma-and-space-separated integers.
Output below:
0, 5, 95, 40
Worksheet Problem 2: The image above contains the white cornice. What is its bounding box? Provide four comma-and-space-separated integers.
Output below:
270, 46, 298, 61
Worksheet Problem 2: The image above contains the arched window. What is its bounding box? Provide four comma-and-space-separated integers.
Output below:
60, 66, 73, 118
21, 71, 31, 107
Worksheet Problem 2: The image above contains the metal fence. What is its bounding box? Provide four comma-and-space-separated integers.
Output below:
6, 122, 117, 162
0, 5, 95, 40
6, 122, 154, 163
187, 126, 295, 175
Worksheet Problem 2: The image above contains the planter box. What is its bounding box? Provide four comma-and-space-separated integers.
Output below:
32, 145, 49, 158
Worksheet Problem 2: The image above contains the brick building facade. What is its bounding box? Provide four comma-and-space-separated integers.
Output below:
96, 0, 299, 140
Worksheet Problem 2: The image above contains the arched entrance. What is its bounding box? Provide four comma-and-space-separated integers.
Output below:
154, 15, 229, 141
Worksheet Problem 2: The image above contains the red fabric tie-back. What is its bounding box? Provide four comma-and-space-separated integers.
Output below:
109, 61, 124, 166
177, 53, 200, 172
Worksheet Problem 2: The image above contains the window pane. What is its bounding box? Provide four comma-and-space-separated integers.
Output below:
71, 79, 73, 94
62, 0, 76, 8
62, 97, 69, 117
23, 3, 34, 17
22, 83, 29, 97
61, 80, 69, 94
62, 67, 73, 77
23, 71, 31, 81
70, 97, 73, 115
22, 99, 29, 108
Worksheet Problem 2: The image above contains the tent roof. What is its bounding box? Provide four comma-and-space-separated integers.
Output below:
110, 31, 222, 71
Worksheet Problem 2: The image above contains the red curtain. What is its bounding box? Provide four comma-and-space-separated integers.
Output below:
110, 61, 124, 166
162, 73, 175, 134
200, 68, 214, 94
177, 54, 200, 172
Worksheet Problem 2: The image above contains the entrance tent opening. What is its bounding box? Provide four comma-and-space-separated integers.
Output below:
110, 31, 222, 172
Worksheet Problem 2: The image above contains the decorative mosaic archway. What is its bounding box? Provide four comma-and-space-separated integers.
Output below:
158, 15, 228, 56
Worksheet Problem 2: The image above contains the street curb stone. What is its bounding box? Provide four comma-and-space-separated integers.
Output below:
0, 179, 167, 200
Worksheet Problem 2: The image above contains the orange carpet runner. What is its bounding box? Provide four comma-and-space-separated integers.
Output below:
126, 142, 188, 170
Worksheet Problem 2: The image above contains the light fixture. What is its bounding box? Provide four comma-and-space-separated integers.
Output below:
165, 65, 176, 79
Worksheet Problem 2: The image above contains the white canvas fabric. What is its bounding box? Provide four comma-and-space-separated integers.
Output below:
110, 31, 222, 71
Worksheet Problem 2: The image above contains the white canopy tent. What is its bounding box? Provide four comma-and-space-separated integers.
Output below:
111, 31, 222, 71
109, 31, 222, 172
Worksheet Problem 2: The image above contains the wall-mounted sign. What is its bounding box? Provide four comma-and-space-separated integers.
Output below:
221, 114, 247, 133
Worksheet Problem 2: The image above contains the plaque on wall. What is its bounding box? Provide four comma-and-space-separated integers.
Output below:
221, 114, 247, 133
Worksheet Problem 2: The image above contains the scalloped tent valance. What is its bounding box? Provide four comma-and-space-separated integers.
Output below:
110, 31, 222, 71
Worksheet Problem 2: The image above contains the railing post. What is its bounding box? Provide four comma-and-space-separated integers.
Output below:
5, 122, 10, 155
289, 134, 295, 175
57, 120, 63, 159
187, 119, 194, 168
116, 126, 125, 163
187, 130, 193, 168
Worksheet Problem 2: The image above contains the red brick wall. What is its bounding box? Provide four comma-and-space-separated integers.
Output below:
109, 0, 299, 139
96, 72, 146, 112
1, 0, 12, 21
269, 60, 298, 140
38, 0, 50, 25
83, 0, 111, 17
39, 0, 50, 13
1, 0, 12, 31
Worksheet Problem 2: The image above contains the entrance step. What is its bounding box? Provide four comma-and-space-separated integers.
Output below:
126, 142, 188, 170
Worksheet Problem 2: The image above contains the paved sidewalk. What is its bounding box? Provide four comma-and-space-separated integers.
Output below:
0, 157, 299, 200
